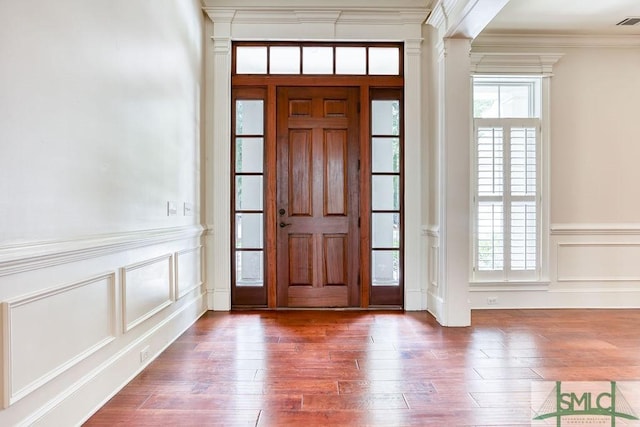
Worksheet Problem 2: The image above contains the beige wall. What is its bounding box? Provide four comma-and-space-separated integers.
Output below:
551, 47, 640, 224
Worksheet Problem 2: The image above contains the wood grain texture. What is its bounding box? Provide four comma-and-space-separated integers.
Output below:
276, 87, 359, 308
85, 309, 640, 426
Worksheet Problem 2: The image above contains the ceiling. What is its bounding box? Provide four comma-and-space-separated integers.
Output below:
481, 0, 640, 35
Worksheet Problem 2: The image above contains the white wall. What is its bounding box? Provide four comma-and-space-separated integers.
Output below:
0, 1, 205, 425
468, 38, 640, 309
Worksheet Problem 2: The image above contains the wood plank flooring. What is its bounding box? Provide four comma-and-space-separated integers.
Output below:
84, 309, 640, 426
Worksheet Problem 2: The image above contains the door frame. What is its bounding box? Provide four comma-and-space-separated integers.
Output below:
203, 7, 429, 313
231, 61, 404, 308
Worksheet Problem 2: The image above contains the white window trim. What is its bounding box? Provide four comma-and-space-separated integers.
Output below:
468, 52, 562, 285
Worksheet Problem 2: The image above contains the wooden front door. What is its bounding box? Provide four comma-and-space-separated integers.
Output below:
276, 87, 360, 307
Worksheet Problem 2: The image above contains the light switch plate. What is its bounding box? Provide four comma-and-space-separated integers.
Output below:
167, 201, 178, 216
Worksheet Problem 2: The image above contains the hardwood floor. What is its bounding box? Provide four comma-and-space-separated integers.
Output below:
85, 309, 640, 426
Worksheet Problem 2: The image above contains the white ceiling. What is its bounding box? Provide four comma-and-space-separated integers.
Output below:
482, 0, 640, 35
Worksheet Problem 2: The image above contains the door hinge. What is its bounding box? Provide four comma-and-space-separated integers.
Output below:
358, 217, 361, 228
357, 159, 360, 171
357, 102, 361, 113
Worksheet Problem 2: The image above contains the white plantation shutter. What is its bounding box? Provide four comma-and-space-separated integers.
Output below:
474, 119, 540, 280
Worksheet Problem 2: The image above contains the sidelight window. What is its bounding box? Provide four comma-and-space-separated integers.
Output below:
233, 97, 265, 289
370, 91, 403, 303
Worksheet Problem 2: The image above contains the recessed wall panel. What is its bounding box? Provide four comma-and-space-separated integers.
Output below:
122, 254, 173, 332
175, 246, 203, 299
2, 273, 116, 406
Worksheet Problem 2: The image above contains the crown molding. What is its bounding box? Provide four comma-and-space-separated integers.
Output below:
204, 7, 429, 26
470, 52, 564, 75
474, 32, 640, 49
202, 0, 428, 9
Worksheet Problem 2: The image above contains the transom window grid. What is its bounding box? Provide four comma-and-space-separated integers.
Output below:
472, 76, 541, 282
233, 42, 403, 76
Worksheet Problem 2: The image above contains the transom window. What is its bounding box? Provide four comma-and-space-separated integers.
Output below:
234, 42, 402, 76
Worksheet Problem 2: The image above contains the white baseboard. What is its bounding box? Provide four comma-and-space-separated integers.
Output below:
208, 288, 230, 311
427, 291, 444, 323
404, 289, 422, 311
470, 288, 640, 309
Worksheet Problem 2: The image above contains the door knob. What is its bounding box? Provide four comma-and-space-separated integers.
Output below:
279, 222, 292, 228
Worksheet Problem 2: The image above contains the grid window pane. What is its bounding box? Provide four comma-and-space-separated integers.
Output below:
269, 46, 300, 74
372, 213, 400, 248
335, 47, 366, 74
235, 176, 263, 211
236, 46, 267, 74
372, 101, 400, 136
499, 85, 531, 118
235, 138, 264, 173
302, 47, 333, 74
369, 47, 399, 75
372, 138, 400, 173
372, 250, 399, 286
236, 100, 264, 135
474, 85, 499, 118
372, 175, 399, 211
236, 251, 264, 287
235, 213, 263, 249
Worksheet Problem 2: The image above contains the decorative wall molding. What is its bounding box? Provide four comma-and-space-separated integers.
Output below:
551, 223, 640, 235
121, 255, 174, 333
473, 33, 640, 49
556, 242, 640, 282
470, 52, 564, 75
1, 273, 116, 408
424, 225, 440, 238
175, 246, 204, 300
203, 0, 428, 13
0, 225, 204, 278
23, 294, 206, 427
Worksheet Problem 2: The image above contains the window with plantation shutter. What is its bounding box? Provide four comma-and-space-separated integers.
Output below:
472, 76, 542, 282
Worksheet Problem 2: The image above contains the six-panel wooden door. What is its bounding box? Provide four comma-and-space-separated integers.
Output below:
276, 87, 360, 307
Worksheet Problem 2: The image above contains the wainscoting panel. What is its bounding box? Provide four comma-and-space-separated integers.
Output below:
1, 273, 116, 407
121, 255, 173, 333
175, 246, 204, 300
557, 242, 640, 282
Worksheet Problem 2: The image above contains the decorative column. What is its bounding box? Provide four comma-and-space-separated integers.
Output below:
403, 38, 425, 311
437, 37, 472, 326
203, 10, 234, 310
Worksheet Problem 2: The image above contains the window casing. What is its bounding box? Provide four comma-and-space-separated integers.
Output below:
472, 76, 542, 282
